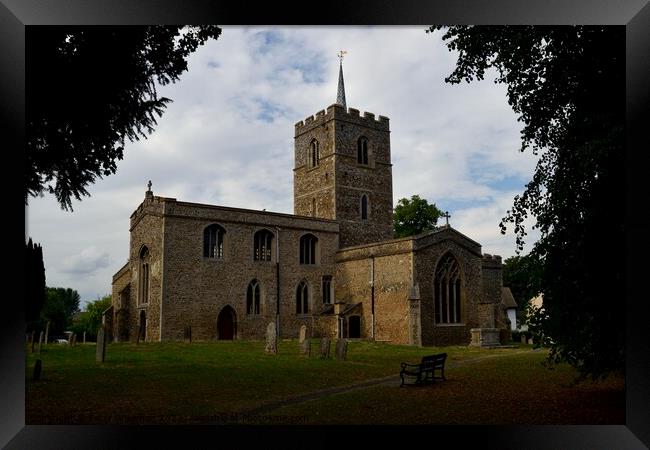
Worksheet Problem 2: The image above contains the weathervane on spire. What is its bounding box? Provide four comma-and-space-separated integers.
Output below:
337, 50, 347, 64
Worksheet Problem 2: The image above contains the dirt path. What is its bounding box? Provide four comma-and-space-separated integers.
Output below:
242, 349, 532, 417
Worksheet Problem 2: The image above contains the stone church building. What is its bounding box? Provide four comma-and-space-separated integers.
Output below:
109, 62, 510, 347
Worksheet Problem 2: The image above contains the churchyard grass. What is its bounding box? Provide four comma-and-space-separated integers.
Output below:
25, 341, 623, 425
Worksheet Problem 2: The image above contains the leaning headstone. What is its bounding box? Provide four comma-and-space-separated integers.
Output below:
319, 337, 331, 359
30, 331, 35, 353
44, 321, 50, 346
37, 331, 44, 354
335, 339, 348, 361
298, 325, 307, 344
265, 322, 277, 354
33, 359, 42, 381
96, 327, 106, 363
299, 338, 311, 357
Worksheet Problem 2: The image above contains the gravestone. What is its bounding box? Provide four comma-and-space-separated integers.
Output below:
319, 337, 331, 359
83, 331, 86, 344
71, 333, 77, 347
96, 327, 106, 363
299, 338, 311, 357
298, 325, 307, 344
265, 322, 277, 354
33, 359, 42, 381
68, 333, 73, 346
37, 331, 44, 354
521, 335, 527, 344
44, 321, 50, 346
30, 331, 35, 353
184, 325, 192, 343
335, 339, 348, 360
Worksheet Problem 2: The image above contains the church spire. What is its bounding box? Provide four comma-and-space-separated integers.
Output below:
336, 50, 347, 109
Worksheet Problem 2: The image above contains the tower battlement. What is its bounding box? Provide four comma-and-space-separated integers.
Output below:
295, 104, 389, 136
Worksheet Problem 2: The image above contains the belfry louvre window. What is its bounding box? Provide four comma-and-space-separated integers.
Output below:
296, 280, 309, 314
357, 137, 368, 165
310, 139, 320, 168
247, 279, 261, 315
254, 229, 273, 261
434, 253, 462, 324
299, 234, 318, 265
138, 246, 150, 305
204, 224, 225, 259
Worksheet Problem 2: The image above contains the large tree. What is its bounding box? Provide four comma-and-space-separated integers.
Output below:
502, 253, 542, 320
26, 25, 222, 210
429, 25, 624, 380
393, 195, 444, 238
38, 287, 82, 335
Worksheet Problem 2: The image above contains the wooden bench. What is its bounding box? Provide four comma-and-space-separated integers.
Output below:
400, 353, 447, 387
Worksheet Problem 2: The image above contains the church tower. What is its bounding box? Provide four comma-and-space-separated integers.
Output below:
293, 54, 394, 248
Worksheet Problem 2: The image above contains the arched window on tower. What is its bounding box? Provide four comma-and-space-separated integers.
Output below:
204, 224, 225, 259
299, 233, 318, 265
309, 139, 320, 168
253, 229, 274, 261
357, 137, 369, 165
360, 194, 369, 220
247, 279, 261, 315
138, 246, 150, 305
296, 280, 309, 314
434, 253, 462, 324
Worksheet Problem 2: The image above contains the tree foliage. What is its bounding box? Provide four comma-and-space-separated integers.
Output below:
70, 295, 112, 340
37, 287, 82, 335
26, 25, 222, 210
429, 25, 624, 380
393, 195, 444, 238
502, 253, 542, 321
25, 238, 46, 325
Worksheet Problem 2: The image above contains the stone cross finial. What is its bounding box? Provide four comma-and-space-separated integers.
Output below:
337, 50, 347, 64
441, 211, 451, 226
147, 180, 152, 191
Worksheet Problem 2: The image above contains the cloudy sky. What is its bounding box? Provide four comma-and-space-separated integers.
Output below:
26, 26, 541, 308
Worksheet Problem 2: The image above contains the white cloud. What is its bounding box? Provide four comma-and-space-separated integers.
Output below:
26, 26, 541, 306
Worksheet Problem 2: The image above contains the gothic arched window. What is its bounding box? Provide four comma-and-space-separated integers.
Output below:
360, 194, 369, 220
434, 253, 462, 324
357, 137, 368, 165
138, 246, 150, 305
253, 229, 274, 261
299, 233, 318, 265
296, 280, 309, 314
309, 139, 320, 168
204, 224, 225, 259
247, 279, 261, 315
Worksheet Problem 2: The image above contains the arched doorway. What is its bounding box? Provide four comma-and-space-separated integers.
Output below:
348, 315, 361, 338
217, 305, 237, 340
139, 310, 147, 341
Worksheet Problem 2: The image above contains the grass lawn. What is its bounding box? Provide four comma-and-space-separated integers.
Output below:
25, 340, 624, 425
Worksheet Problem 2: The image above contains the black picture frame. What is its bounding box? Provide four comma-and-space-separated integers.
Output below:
4, 0, 648, 447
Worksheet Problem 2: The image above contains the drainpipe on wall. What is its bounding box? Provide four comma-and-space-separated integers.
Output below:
371, 255, 375, 340
275, 227, 281, 338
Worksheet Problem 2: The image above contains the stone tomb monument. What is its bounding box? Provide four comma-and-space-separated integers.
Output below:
319, 337, 331, 359
265, 322, 277, 354
335, 339, 348, 360
298, 325, 307, 344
